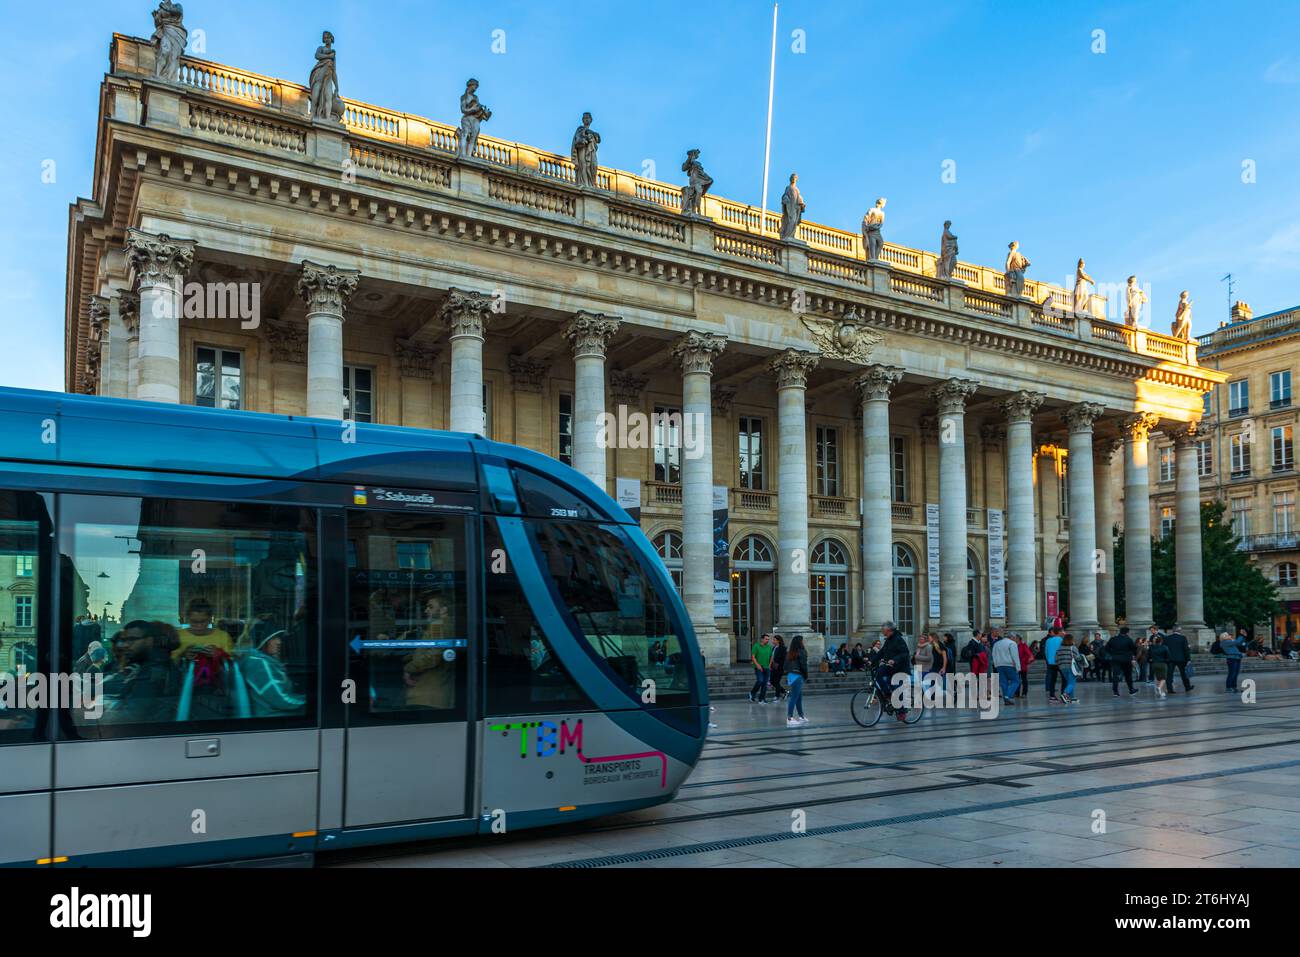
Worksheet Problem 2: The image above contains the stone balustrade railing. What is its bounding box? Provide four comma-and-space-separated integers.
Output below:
1198, 308, 1300, 354
109, 34, 1200, 369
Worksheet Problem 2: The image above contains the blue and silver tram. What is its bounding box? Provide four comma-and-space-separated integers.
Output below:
0, 387, 706, 866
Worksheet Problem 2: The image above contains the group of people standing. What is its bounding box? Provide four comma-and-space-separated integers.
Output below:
748, 633, 809, 727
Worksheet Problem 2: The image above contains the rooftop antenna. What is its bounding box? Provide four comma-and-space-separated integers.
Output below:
758, 3, 779, 237
1221, 273, 1235, 323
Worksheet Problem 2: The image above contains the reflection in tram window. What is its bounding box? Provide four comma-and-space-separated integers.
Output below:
483, 518, 593, 716
58, 497, 317, 738
527, 520, 692, 710
346, 511, 468, 723
0, 490, 48, 738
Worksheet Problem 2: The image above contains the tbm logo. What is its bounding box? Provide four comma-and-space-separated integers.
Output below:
491, 719, 584, 759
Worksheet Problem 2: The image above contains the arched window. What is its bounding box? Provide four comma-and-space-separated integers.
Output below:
1279, 562, 1298, 587
892, 544, 917, 640
810, 539, 850, 641
967, 550, 981, 630
733, 536, 775, 566
652, 530, 684, 593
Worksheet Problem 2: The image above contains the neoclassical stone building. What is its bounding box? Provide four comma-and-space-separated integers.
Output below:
65, 30, 1225, 663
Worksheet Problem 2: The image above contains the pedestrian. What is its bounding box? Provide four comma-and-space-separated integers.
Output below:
770, 634, 787, 701
1015, 633, 1033, 698
1094, 633, 1111, 683
749, 633, 773, 703
785, 634, 808, 727
914, 633, 935, 677
1164, 627, 1194, 694
1135, 633, 1150, 685
1043, 626, 1065, 701
850, 642, 866, 672
1219, 630, 1248, 693
931, 633, 949, 681
943, 633, 957, 677
992, 631, 1021, 704
1056, 633, 1080, 704
1149, 634, 1171, 698
1106, 626, 1139, 697
961, 631, 983, 672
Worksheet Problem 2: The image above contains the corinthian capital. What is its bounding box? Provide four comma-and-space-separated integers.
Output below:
1002, 390, 1045, 425
564, 311, 621, 358
673, 331, 727, 376
1121, 411, 1161, 442
297, 260, 361, 315
437, 287, 497, 339
1170, 420, 1206, 448
768, 349, 820, 390
126, 227, 195, 289
855, 364, 904, 404
609, 370, 648, 404
398, 339, 442, 380
1065, 401, 1105, 434
117, 291, 139, 335
930, 377, 979, 415
89, 297, 110, 342
507, 354, 550, 394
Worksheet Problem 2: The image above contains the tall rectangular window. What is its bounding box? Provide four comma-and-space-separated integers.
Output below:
1274, 492, 1295, 535
1231, 432, 1252, 476
1273, 426, 1294, 471
737, 416, 765, 490
1160, 506, 1176, 540
654, 405, 683, 485
1231, 498, 1250, 536
195, 346, 242, 410
1159, 446, 1175, 482
1229, 380, 1250, 416
1197, 440, 1213, 477
482, 384, 493, 440
15, 554, 33, 578
1202, 391, 1212, 416
557, 393, 574, 467
891, 436, 908, 503
815, 426, 840, 496
1060, 457, 1069, 517
343, 366, 374, 423
1271, 371, 1292, 409
14, 595, 32, 629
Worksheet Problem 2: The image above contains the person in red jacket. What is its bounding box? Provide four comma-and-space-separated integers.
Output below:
1015, 633, 1034, 698
970, 644, 990, 676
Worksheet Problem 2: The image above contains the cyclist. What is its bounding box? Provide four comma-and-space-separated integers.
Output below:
876, 621, 912, 722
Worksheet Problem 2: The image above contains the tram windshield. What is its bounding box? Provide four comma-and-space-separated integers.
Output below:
527, 519, 693, 712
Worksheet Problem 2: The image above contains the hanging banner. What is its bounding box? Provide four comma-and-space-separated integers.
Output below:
713, 486, 731, 617
926, 503, 941, 619
987, 508, 1006, 619
616, 478, 641, 522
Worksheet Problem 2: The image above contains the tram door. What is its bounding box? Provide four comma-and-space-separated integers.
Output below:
342, 510, 473, 827
0, 490, 52, 866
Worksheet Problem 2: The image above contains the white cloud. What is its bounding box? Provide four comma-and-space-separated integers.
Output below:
1264, 58, 1300, 84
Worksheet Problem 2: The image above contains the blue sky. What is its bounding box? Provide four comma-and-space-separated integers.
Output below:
3, 0, 1299, 391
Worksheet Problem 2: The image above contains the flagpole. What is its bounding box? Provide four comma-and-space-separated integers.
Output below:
759, 2, 779, 237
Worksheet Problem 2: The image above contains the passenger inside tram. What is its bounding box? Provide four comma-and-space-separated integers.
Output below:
174, 597, 234, 661
402, 592, 455, 711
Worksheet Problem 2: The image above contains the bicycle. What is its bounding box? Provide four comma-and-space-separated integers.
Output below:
850, 668, 924, 727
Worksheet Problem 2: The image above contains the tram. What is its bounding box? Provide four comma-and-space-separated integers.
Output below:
0, 387, 706, 866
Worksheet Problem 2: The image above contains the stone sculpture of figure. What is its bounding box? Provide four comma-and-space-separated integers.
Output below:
1073, 258, 1094, 315
1004, 241, 1030, 298
936, 221, 959, 280
1125, 275, 1147, 327
458, 79, 492, 160
680, 150, 714, 216
780, 173, 806, 241
1172, 291, 1193, 339
151, 1, 187, 82
862, 198, 887, 261
308, 31, 344, 123
571, 113, 601, 188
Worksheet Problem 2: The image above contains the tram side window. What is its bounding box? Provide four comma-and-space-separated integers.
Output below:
0, 491, 50, 741
483, 518, 592, 716
346, 511, 469, 724
527, 520, 692, 711
59, 497, 317, 738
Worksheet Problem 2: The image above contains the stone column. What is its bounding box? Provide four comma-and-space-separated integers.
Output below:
673, 331, 728, 665
931, 378, 979, 636
119, 292, 140, 399
1065, 402, 1105, 635
437, 288, 497, 434
125, 228, 195, 404
88, 297, 110, 396
1003, 391, 1045, 632
771, 350, 821, 652
1122, 412, 1160, 632
563, 311, 621, 490
857, 365, 904, 635
1095, 437, 1122, 632
297, 261, 360, 420
1171, 422, 1209, 639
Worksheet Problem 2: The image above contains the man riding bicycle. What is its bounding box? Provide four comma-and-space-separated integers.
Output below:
876, 621, 912, 722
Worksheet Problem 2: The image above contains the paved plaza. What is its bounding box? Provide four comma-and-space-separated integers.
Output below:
332, 673, 1300, 869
